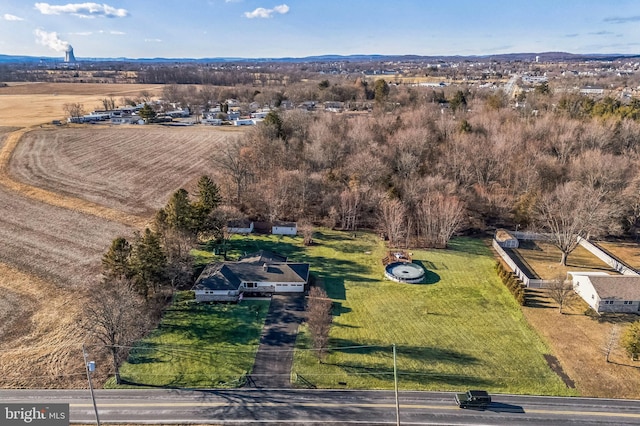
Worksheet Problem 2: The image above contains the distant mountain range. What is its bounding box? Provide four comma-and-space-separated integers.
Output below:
1, 52, 640, 64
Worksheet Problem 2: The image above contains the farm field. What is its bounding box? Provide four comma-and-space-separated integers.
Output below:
0, 94, 238, 387
0, 82, 164, 126
110, 294, 270, 388
10, 126, 241, 216
290, 233, 572, 395
512, 239, 617, 280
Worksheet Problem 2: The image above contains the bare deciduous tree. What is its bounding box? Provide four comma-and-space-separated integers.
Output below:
417, 191, 465, 248
306, 286, 333, 362
82, 279, 153, 384
63, 102, 85, 120
298, 219, 314, 246
604, 325, 619, 363
547, 276, 575, 314
379, 196, 406, 247
535, 182, 610, 265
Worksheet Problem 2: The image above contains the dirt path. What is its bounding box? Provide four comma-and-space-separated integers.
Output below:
0, 127, 148, 228
247, 295, 305, 388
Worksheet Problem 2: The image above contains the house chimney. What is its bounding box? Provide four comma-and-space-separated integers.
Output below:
263, 263, 268, 272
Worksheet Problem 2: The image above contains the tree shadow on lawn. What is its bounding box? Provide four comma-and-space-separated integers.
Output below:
158, 312, 263, 344
226, 240, 301, 260
324, 338, 480, 365
331, 301, 352, 316
446, 238, 493, 257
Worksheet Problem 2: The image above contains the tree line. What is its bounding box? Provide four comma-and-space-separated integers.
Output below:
82, 175, 224, 384
211, 83, 640, 260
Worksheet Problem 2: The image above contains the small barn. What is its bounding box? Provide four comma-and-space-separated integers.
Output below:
272, 221, 297, 235
226, 219, 254, 234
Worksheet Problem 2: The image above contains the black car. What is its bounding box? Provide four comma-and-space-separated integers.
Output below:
454, 390, 492, 408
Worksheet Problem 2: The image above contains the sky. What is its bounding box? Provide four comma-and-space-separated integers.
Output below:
1, 1, 640, 59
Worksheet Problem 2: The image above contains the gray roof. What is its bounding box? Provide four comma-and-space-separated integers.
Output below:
192, 251, 308, 292
589, 276, 640, 300
272, 221, 297, 228
239, 250, 287, 264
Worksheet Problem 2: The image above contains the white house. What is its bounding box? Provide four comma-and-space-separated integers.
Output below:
192, 250, 309, 302
233, 119, 255, 126
569, 272, 640, 313
272, 221, 297, 235
580, 86, 605, 95
226, 219, 254, 234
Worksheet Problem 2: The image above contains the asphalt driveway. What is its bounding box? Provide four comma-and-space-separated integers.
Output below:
247, 294, 305, 388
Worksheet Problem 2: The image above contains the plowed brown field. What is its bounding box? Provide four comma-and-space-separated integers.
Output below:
0, 86, 244, 387
10, 126, 239, 216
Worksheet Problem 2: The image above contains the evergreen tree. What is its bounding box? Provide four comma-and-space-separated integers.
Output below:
196, 175, 222, 212
165, 188, 195, 233
138, 103, 156, 123
622, 321, 640, 360
131, 228, 167, 297
374, 79, 390, 105
102, 237, 132, 281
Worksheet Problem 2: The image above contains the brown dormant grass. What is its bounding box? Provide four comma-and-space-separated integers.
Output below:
596, 241, 640, 269
523, 295, 640, 399
0, 83, 163, 127
10, 126, 240, 216
0, 263, 91, 388
513, 240, 617, 280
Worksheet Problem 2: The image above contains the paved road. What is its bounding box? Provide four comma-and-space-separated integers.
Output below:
1, 389, 640, 425
247, 294, 305, 388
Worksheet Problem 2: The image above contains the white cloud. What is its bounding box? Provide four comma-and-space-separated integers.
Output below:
110, 30, 125, 35
3, 13, 24, 21
34, 2, 129, 19
244, 4, 289, 19
69, 31, 93, 35
34, 28, 69, 52
144, 38, 162, 43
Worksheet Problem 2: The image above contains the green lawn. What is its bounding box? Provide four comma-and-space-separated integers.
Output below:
107, 292, 270, 388
292, 233, 576, 396
109, 230, 576, 395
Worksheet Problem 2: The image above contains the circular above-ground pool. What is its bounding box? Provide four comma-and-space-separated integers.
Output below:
385, 262, 426, 284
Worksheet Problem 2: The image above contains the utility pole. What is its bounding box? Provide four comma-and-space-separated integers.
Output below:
83, 344, 101, 426
393, 344, 400, 426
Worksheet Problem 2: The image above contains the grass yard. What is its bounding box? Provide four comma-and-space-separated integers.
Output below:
108, 293, 270, 388
291, 232, 574, 395
512, 240, 617, 281
523, 295, 640, 399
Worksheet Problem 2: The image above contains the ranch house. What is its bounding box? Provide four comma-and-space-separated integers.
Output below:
192, 250, 310, 302
569, 272, 640, 313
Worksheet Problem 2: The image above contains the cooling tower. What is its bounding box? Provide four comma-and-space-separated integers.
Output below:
64, 45, 76, 62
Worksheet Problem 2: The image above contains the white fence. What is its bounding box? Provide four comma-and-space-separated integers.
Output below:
492, 239, 550, 288
577, 237, 640, 276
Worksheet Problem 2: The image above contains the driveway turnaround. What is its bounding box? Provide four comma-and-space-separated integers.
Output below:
247, 294, 305, 388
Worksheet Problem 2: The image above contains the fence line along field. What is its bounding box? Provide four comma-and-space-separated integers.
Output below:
10, 126, 240, 216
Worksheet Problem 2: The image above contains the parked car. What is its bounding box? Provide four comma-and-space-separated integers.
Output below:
454, 390, 491, 408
